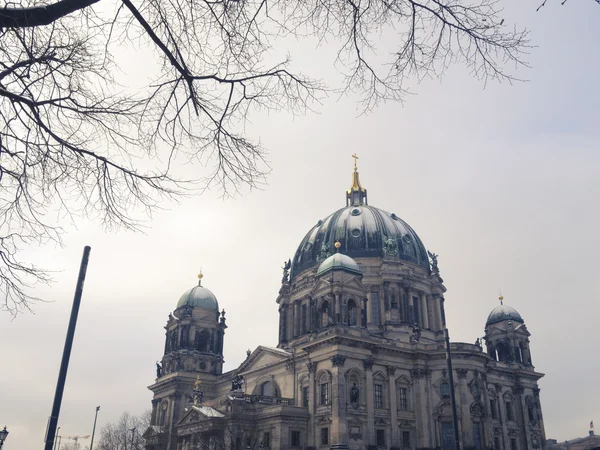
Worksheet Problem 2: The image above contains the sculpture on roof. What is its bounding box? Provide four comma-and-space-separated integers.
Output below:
282, 259, 291, 283
383, 235, 397, 256
318, 242, 330, 262
231, 373, 244, 391
428, 251, 439, 273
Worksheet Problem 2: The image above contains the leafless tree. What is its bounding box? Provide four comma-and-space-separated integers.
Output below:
537, 0, 599, 10
1, 0, 529, 314
96, 410, 151, 450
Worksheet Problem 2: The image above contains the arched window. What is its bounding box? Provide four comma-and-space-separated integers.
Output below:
496, 342, 509, 362
440, 382, 451, 399
260, 381, 276, 397
347, 300, 357, 326
196, 330, 209, 352
317, 371, 332, 405
321, 301, 330, 328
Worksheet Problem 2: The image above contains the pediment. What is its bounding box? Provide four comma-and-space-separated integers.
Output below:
309, 276, 367, 298
237, 346, 291, 373
176, 405, 225, 426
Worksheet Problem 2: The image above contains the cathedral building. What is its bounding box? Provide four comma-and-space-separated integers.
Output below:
143, 161, 547, 450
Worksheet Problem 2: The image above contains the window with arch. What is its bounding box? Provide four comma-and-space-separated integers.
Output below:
347, 299, 357, 326
504, 394, 515, 422
298, 376, 310, 408
396, 376, 412, 411
373, 372, 387, 409
440, 382, 451, 399
496, 342, 510, 362
488, 390, 498, 420
317, 371, 331, 405
260, 380, 277, 397
195, 330, 210, 352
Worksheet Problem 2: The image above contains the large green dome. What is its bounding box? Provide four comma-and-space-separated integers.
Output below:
177, 282, 219, 311
486, 304, 524, 326
291, 168, 430, 281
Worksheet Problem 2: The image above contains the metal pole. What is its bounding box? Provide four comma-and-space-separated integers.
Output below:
53, 427, 60, 450
89, 406, 100, 450
44, 246, 92, 450
444, 328, 461, 450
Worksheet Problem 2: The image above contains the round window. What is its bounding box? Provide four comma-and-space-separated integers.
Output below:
351, 208, 361, 216
351, 228, 361, 238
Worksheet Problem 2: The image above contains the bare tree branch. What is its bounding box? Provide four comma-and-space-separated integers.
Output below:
1, 0, 530, 313
0, 0, 100, 27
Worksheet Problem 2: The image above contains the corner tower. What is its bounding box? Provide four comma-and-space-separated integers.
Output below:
145, 274, 227, 450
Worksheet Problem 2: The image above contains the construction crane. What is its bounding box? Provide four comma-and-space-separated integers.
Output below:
63, 435, 90, 445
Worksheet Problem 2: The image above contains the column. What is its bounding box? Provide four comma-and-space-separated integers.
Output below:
421, 293, 429, 329
387, 367, 399, 446
293, 301, 300, 337
383, 284, 391, 323
364, 358, 375, 446
522, 342, 532, 366
151, 399, 159, 425
412, 369, 429, 448
362, 298, 369, 328
330, 355, 348, 449
481, 375, 494, 449
408, 291, 415, 325
365, 288, 373, 324
399, 287, 407, 322
533, 388, 546, 443
514, 385, 529, 450
334, 293, 341, 324
496, 384, 509, 450
307, 361, 317, 447
457, 369, 473, 448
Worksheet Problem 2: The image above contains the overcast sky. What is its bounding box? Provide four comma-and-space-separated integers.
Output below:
1, 2, 599, 449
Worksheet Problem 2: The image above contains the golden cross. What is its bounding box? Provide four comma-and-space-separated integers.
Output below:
352, 153, 359, 171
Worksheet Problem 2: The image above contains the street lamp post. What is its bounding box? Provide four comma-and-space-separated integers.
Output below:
0, 426, 9, 449
444, 328, 461, 450
89, 406, 101, 450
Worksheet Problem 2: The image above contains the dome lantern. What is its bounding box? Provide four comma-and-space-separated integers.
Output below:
346, 153, 368, 207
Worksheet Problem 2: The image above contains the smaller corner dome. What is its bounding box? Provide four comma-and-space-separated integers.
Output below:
486, 304, 524, 326
316, 253, 362, 277
177, 283, 219, 311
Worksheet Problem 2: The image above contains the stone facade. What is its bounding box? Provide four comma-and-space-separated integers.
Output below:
144, 166, 546, 450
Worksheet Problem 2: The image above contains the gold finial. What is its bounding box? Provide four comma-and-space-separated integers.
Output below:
352, 153, 359, 172
197, 271, 203, 286
195, 375, 201, 389
334, 241, 341, 250
499, 294, 504, 305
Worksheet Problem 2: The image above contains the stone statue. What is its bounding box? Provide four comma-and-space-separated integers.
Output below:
246, 349, 251, 359
410, 323, 421, 344
319, 242, 330, 261
475, 338, 482, 348
383, 236, 397, 256
281, 259, 291, 283
156, 361, 162, 378
350, 383, 360, 404
231, 374, 244, 391
428, 251, 439, 273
